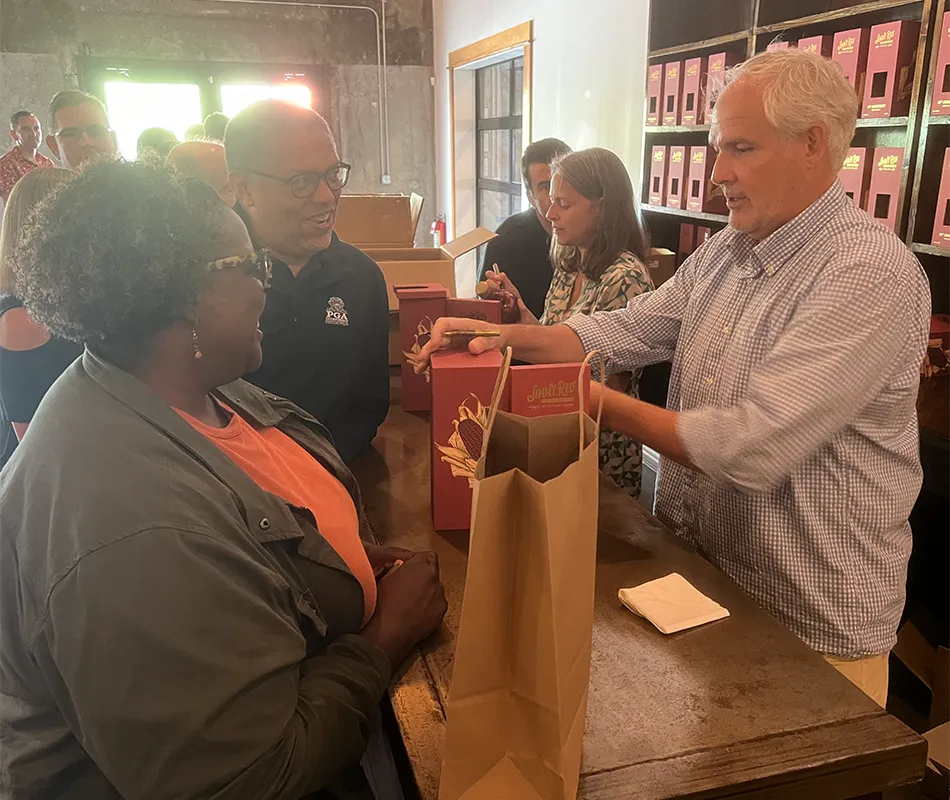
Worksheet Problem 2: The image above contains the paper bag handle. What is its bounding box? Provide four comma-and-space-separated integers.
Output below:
579, 351, 607, 456
482, 346, 513, 449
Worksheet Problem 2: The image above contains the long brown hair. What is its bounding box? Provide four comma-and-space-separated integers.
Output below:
549, 148, 647, 281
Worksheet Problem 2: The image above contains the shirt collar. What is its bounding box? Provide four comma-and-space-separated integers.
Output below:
728, 181, 848, 277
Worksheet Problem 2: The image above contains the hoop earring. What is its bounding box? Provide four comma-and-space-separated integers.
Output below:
192, 328, 203, 360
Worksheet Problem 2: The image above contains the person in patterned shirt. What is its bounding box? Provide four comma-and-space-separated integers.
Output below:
0, 111, 55, 202
417, 49, 930, 707
481, 147, 654, 497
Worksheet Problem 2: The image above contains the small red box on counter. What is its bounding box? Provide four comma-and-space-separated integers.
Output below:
696, 226, 712, 247
838, 147, 873, 208
863, 20, 920, 118
646, 63, 664, 125
833, 28, 871, 101
681, 57, 706, 125
649, 146, 668, 206
431, 350, 508, 531
395, 283, 448, 412
867, 147, 904, 231
932, 148, 950, 248
446, 298, 503, 324
932, 12, 950, 115
663, 61, 683, 125
666, 146, 687, 209
687, 146, 726, 214
797, 35, 833, 57
509, 363, 591, 418
704, 52, 738, 119
678, 223, 696, 265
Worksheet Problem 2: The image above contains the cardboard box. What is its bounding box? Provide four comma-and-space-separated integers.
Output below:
833, 28, 871, 103
696, 226, 712, 247
663, 61, 683, 125
704, 52, 738, 119
932, 12, 950, 115
395, 284, 448, 411
687, 145, 726, 214
797, 34, 833, 57
509, 363, 591, 418
678, 223, 696, 264
649, 145, 668, 206
446, 298, 503, 324
431, 350, 508, 531
646, 63, 664, 125
666, 146, 687, 209
867, 147, 904, 231
933, 148, 950, 248
863, 20, 920, 118
646, 247, 676, 287
838, 147, 873, 208
335, 193, 424, 248
681, 57, 706, 125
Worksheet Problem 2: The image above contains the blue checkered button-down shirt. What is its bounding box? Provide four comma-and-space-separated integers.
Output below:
567, 182, 931, 657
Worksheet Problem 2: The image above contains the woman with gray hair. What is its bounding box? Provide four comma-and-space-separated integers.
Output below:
484, 146, 654, 497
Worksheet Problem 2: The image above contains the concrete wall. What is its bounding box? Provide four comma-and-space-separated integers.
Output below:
0, 0, 437, 243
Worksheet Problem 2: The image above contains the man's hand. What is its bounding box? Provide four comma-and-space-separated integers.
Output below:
413, 317, 507, 373
364, 543, 415, 579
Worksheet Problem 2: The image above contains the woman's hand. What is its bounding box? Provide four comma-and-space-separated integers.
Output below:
482, 270, 523, 304
482, 271, 537, 324
361, 551, 448, 668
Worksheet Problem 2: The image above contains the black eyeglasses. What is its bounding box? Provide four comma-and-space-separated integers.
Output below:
248, 162, 351, 198
54, 125, 113, 141
206, 249, 273, 290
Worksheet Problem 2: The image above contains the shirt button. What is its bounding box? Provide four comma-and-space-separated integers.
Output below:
705, 377, 713, 385
259, 518, 271, 531
721, 326, 730, 333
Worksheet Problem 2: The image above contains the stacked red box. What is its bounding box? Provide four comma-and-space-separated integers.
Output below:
766, 40, 793, 51
666, 146, 687, 209
704, 52, 738, 120
646, 63, 664, 125
678, 223, 696, 265
932, 12, 950, 115
696, 226, 712, 247
509, 364, 591, 418
933, 148, 950, 248
395, 284, 448, 412
867, 147, 904, 231
649, 146, 668, 206
446, 298, 502, 324
681, 57, 706, 125
663, 61, 683, 125
838, 147, 873, 209
832, 28, 871, 103
863, 20, 920, 118
431, 350, 508, 531
687, 145, 725, 214
798, 34, 833, 57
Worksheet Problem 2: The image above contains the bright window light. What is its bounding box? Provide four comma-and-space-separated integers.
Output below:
104, 81, 203, 160
220, 83, 312, 117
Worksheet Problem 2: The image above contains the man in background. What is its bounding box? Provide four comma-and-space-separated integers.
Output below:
203, 112, 230, 142
166, 139, 236, 207
46, 90, 116, 170
136, 127, 178, 159
477, 137, 571, 318
226, 100, 389, 463
0, 111, 54, 202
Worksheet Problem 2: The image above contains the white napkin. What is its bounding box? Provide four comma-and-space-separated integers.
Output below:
618, 572, 729, 634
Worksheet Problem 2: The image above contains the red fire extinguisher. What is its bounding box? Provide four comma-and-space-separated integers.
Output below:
431, 214, 447, 247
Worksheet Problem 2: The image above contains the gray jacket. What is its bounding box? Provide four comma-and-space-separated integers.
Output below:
0, 350, 391, 799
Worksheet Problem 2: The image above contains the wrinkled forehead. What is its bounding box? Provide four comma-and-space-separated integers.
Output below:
709, 80, 770, 144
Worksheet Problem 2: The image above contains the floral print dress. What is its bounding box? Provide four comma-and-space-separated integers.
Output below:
540, 251, 654, 497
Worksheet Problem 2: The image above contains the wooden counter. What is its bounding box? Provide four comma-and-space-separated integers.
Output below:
351, 397, 927, 800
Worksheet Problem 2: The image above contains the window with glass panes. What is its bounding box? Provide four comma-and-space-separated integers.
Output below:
476, 56, 524, 232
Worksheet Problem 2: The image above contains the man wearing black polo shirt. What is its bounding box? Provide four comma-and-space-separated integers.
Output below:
226, 100, 389, 462
477, 138, 571, 318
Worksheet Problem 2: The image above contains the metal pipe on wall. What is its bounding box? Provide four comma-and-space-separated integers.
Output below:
196, 0, 392, 183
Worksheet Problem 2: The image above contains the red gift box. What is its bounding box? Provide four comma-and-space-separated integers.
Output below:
932, 148, 950, 248
696, 226, 712, 247
687, 145, 726, 214
431, 350, 508, 531
395, 283, 448, 412
509, 363, 591, 418
863, 20, 920, 118
833, 28, 871, 103
649, 146, 668, 206
678, 223, 696, 265
867, 147, 904, 231
681, 57, 706, 125
446, 298, 503, 324
797, 35, 833, 57
646, 63, 664, 125
704, 52, 738, 120
666, 146, 687, 209
922, 315, 950, 377
766, 40, 793, 51
663, 61, 683, 125
933, 13, 950, 115
838, 147, 873, 209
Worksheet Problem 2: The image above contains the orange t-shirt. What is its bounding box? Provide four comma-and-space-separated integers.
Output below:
177, 404, 377, 626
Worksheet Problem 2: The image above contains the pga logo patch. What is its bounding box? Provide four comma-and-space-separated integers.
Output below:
325, 296, 349, 326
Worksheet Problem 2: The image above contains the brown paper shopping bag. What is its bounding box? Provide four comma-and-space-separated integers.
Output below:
439, 349, 604, 800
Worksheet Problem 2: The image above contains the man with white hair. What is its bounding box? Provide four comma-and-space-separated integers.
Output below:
416, 49, 931, 705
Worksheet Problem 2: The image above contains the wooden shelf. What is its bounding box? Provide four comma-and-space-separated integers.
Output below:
856, 116, 909, 128
643, 204, 730, 224
927, 115, 950, 125
911, 243, 950, 257
644, 124, 712, 133
755, 0, 921, 35
649, 31, 748, 59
